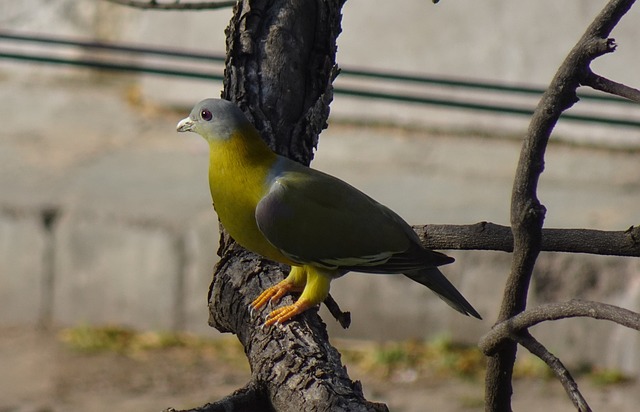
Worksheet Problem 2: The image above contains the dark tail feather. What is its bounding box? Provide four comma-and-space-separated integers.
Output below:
404, 268, 482, 319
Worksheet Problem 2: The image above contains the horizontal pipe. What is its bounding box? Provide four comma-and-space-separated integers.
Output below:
3, 50, 638, 128
336, 87, 640, 128
0, 30, 226, 62
0, 51, 224, 81
1, 30, 633, 106
1, 33, 639, 128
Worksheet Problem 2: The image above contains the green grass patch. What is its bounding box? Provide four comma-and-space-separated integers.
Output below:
58, 326, 635, 387
337, 335, 486, 381
58, 325, 245, 363
589, 368, 633, 386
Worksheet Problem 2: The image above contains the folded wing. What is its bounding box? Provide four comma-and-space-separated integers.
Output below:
255, 158, 450, 272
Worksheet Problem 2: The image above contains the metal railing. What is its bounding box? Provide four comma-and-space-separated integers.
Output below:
1, 30, 638, 128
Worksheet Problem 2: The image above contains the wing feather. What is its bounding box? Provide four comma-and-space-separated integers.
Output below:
255, 157, 446, 271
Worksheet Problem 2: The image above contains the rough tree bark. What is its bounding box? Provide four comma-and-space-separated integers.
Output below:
174, 1, 388, 411
117, 0, 640, 411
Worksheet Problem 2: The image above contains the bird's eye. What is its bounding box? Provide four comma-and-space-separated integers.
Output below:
200, 109, 213, 121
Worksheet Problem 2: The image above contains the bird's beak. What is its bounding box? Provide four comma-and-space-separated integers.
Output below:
176, 117, 194, 133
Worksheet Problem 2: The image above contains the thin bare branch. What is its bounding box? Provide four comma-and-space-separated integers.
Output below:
105, 0, 236, 10
485, 1, 637, 410
480, 299, 640, 411
582, 70, 640, 103
514, 332, 592, 412
480, 299, 640, 355
324, 294, 352, 329
414, 223, 640, 257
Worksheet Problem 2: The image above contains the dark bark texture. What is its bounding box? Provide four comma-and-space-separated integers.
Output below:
150, 0, 640, 411
222, 0, 339, 166
193, 1, 386, 411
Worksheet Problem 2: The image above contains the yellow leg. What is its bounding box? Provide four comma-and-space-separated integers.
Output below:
263, 266, 332, 326
251, 266, 307, 310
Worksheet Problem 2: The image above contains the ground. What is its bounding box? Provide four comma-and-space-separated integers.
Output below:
1, 326, 637, 412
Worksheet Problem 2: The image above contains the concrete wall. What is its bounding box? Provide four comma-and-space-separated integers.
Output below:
3, 76, 640, 375
1, 0, 640, 376
2, 0, 640, 143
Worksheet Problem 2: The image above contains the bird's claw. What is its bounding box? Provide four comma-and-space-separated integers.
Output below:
260, 321, 270, 332
251, 281, 309, 327
251, 281, 295, 311
262, 300, 312, 326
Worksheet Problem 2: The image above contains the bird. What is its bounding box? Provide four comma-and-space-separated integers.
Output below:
177, 98, 481, 325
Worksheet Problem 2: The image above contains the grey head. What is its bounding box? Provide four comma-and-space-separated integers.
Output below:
176, 98, 251, 141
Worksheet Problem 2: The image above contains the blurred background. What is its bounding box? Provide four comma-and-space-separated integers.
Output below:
1, 1, 640, 411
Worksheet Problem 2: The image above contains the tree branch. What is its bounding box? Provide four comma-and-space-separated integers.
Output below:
484, 1, 637, 410
480, 299, 640, 412
105, 0, 236, 10
481, 300, 639, 411
201, 1, 386, 411
414, 223, 640, 257
165, 381, 271, 412
323, 293, 352, 329
480, 299, 640, 355
582, 70, 640, 103
514, 332, 592, 412
209, 244, 386, 412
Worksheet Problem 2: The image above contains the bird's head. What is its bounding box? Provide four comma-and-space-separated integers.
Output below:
176, 98, 251, 142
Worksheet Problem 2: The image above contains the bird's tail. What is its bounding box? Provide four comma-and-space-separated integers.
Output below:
404, 268, 482, 319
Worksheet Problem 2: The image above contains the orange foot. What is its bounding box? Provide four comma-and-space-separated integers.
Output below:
251, 280, 302, 311
264, 299, 313, 326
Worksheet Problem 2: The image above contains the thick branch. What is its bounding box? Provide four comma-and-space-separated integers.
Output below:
105, 0, 236, 9
204, 1, 384, 411
208, 245, 387, 412
415, 222, 640, 257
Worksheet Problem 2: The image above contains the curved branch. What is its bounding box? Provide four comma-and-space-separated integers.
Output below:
414, 222, 640, 257
105, 0, 236, 10
485, 1, 637, 410
514, 332, 592, 412
166, 381, 271, 412
479, 299, 640, 355
480, 299, 640, 411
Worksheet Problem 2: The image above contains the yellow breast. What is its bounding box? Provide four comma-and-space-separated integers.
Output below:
208, 128, 294, 265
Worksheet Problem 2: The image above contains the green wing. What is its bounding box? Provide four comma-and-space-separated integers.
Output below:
255, 158, 480, 318
255, 157, 443, 270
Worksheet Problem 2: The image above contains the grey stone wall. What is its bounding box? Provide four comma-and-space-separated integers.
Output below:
2, 0, 639, 142
1, 0, 639, 377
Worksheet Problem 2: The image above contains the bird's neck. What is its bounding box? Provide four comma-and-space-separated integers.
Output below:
207, 124, 292, 263
210, 123, 276, 164
208, 125, 277, 205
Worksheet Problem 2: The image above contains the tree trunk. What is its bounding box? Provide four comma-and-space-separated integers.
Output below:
204, 1, 387, 411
